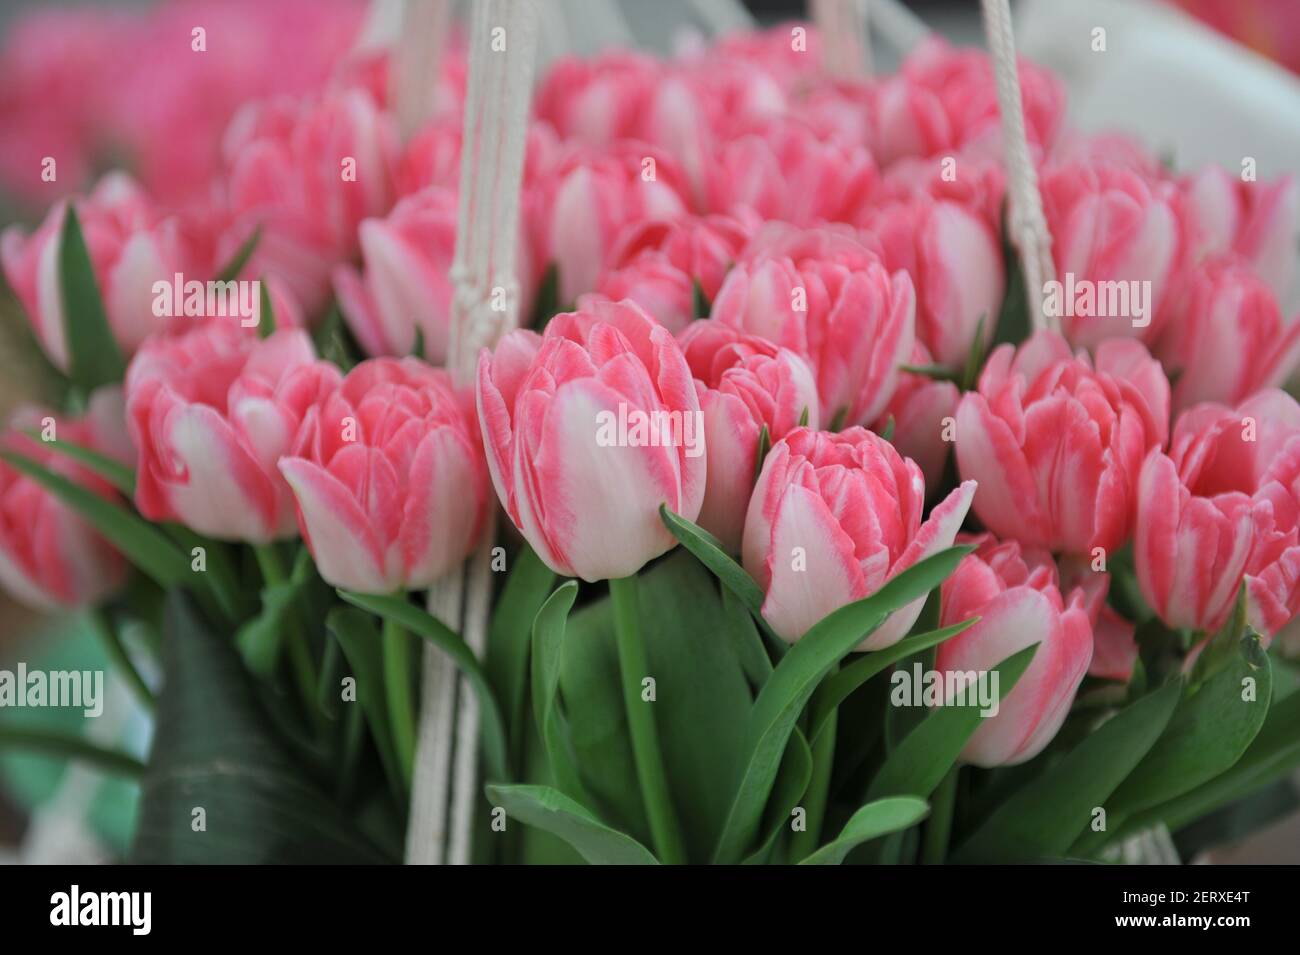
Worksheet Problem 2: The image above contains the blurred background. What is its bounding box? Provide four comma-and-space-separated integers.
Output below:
1, 0, 1297, 863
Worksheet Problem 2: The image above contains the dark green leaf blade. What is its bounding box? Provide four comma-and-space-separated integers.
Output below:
712, 545, 972, 863
59, 206, 125, 390
800, 797, 930, 865
131, 593, 388, 863
485, 783, 659, 865
952, 676, 1182, 862
867, 643, 1039, 802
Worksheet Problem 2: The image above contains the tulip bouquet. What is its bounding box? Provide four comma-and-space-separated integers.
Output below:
1, 0, 1299, 867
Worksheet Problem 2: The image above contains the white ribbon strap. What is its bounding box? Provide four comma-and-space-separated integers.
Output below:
410, 0, 539, 866
981, 0, 1057, 333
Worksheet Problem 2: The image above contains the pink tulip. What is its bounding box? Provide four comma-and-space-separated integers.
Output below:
593, 214, 754, 334
476, 299, 705, 582
876, 152, 1006, 235
710, 243, 915, 428
279, 358, 487, 593
705, 116, 877, 226
1181, 166, 1297, 303
1039, 162, 1181, 348
677, 321, 820, 552
530, 141, 690, 306
742, 426, 976, 649
1135, 448, 1257, 634
864, 196, 1004, 369
870, 37, 1064, 164
1156, 390, 1300, 639
1157, 256, 1300, 412
332, 187, 458, 362
935, 534, 1092, 767
0, 390, 131, 610
955, 331, 1169, 557
876, 343, 960, 498
1, 172, 199, 371
216, 87, 398, 315
126, 322, 340, 543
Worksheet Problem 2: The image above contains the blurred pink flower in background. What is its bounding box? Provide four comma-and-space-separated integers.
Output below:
1149, 390, 1300, 639
593, 213, 754, 333
1157, 256, 1300, 411
1179, 166, 1298, 304
0, 0, 369, 209
705, 116, 877, 225
215, 86, 399, 316
711, 238, 915, 428
1, 172, 201, 370
528, 141, 690, 306
876, 342, 959, 498
868, 37, 1065, 165
0, 389, 132, 611
332, 187, 460, 362
1039, 161, 1181, 349
863, 195, 1004, 370
280, 358, 486, 593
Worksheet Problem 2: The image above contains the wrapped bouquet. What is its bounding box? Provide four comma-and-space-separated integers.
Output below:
0, 0, 1298, 869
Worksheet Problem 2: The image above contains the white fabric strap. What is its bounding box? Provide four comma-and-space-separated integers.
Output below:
981, 0, 1057, 333
811, 0, 871, 79
393, 0, 454, 140
410, 0, 539, 866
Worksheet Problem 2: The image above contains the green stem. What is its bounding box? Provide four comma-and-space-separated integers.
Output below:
254, 544, 320, 726
382, 615, 416, 790
0, 725, 144, 777
87, 609, 154, 711
922, 765, 960, 865
790, 705, 837, 862
609, 574, 688, 865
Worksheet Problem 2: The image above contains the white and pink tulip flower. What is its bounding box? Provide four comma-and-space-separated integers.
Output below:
742, 426, 976, 650
1139, 389, 1300, 641
279, 358, 487, 593
476, 298, 705, 582
955, 331, 1169, 558
710, 246, 915, 429
935, 534, 1093, 767
1, 172, 200, 371
126, 322, 340, 543
677, 320, 819, 553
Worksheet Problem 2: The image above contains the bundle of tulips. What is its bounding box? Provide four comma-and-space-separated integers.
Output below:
1, 1, 1299, 866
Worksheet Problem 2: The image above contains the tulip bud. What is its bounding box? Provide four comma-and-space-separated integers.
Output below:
1, 172, 199, 371
935, 535, 1092, 767
0, 390, 131, 610
126, 322, 340, 542
476, 298, 705, 581
279, 358, 486, 593
955, 331, 1169, 557
742, 426, 975, 650
678, 321, 819, 552
1158, 256, 1300, 412
711, 240, 915, 428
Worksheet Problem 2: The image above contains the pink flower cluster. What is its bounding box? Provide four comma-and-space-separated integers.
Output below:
2, 17, 1298, 775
